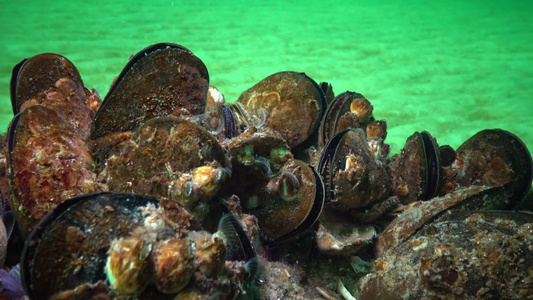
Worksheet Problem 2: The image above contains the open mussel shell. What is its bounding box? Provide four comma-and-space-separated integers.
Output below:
249, 159, 325, 244
389, 131, 450, 204
236, 71, 326, 148
90, 42, 209, 141
21, 192, 161, 300
455, 129, 533, 207
318, 91, 369, 148
10, 53, 83, 115
318, 128, 390, 209
330, 128, 390, 209
317, 128, 351, 202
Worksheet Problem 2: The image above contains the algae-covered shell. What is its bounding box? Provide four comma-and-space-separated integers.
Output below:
103, 117, 227, 230
318, 91, 372, 148
90, 42, 209, 141
359, 209, 533, 299
375, 185, 507, 257
318, 128, 390, 209
454, 129, 533, 207
21, 192, 161, 300
236, 71, 326, 148
10, 53, 98, 140
389, 131, 452, 204
7, 105, 102, 237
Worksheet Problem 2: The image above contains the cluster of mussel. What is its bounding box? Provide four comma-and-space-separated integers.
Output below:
0, 42, 531, 299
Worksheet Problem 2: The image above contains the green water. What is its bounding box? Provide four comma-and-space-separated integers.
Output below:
1, 0, 532, 154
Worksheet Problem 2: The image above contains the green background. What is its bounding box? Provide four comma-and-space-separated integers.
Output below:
1, 0, 532, 154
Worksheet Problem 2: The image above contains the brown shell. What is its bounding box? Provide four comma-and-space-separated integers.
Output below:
330, 128, 390, 209
375, 185, 507, 257
454, 129, 533, 207
103, 117, 226, 229
7, 105, 102, 237
105, 117, 225, 183
360, 209, 533, 299
389, 131, 450, 204
250, 159, 324, 242
10, 53, 83, 115
21, 192, 161, 300
236, 71, 325, 148
90, 43, 209, 141
318, 91, 370, 148
10, 53, 98, 140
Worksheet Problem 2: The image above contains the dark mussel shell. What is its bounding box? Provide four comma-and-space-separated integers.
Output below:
21, 192, 161, 300
360, 209, 533, 299
318, 82, 335, 106
10, 53, 83, 115
318, 128, 390, 209
7, 105, 102, 237
317, 128, 351, 202
389, 131, 453, 204
236, 71, 326, 148
224, 127, 324, 243
454, 129, 533, 208
10, 53, 97, 140
104, 117, 226, 229
90, 42, 209, 141
256, 159, 325, 244
318, 91, 371, 148
223, 126, 293, 198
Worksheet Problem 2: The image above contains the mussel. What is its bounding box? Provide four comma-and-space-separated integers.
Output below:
102, 116, 228, 230
21, 192, 161, 299
236, 71, 326, 149
454, 129, 533, 208
10, 52, 99, 139
360, 208, 533, 299
223, 127, 325, 243
318, 91, 374, 149
7, 105, 104, 237
389, 131, 456, 204
90, 42, 209, 142
22, 192, 256, 299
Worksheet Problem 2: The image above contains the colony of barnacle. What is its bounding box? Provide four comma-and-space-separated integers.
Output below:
0, 42, 531, 299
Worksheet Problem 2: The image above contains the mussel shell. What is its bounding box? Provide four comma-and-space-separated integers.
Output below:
390, 131, 442, 204
318, 91, 367, 148
455, 129, 533, 207
360, 209, 533, 299
376, 185, 507, 257
90, 42, 209, 140
318, 82, 335, 106
317, 128, 351, 202
200, 105, 238, 141
250, 159, 324, 243
318, 128, 390, 209
21, 192, 161, 300
7, 105, 100, 237
420, 131, 440, 200
330, 128, 390, 209
10, 53, 83, 115
236, 71, 326, 148
105, 116, 226, 180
